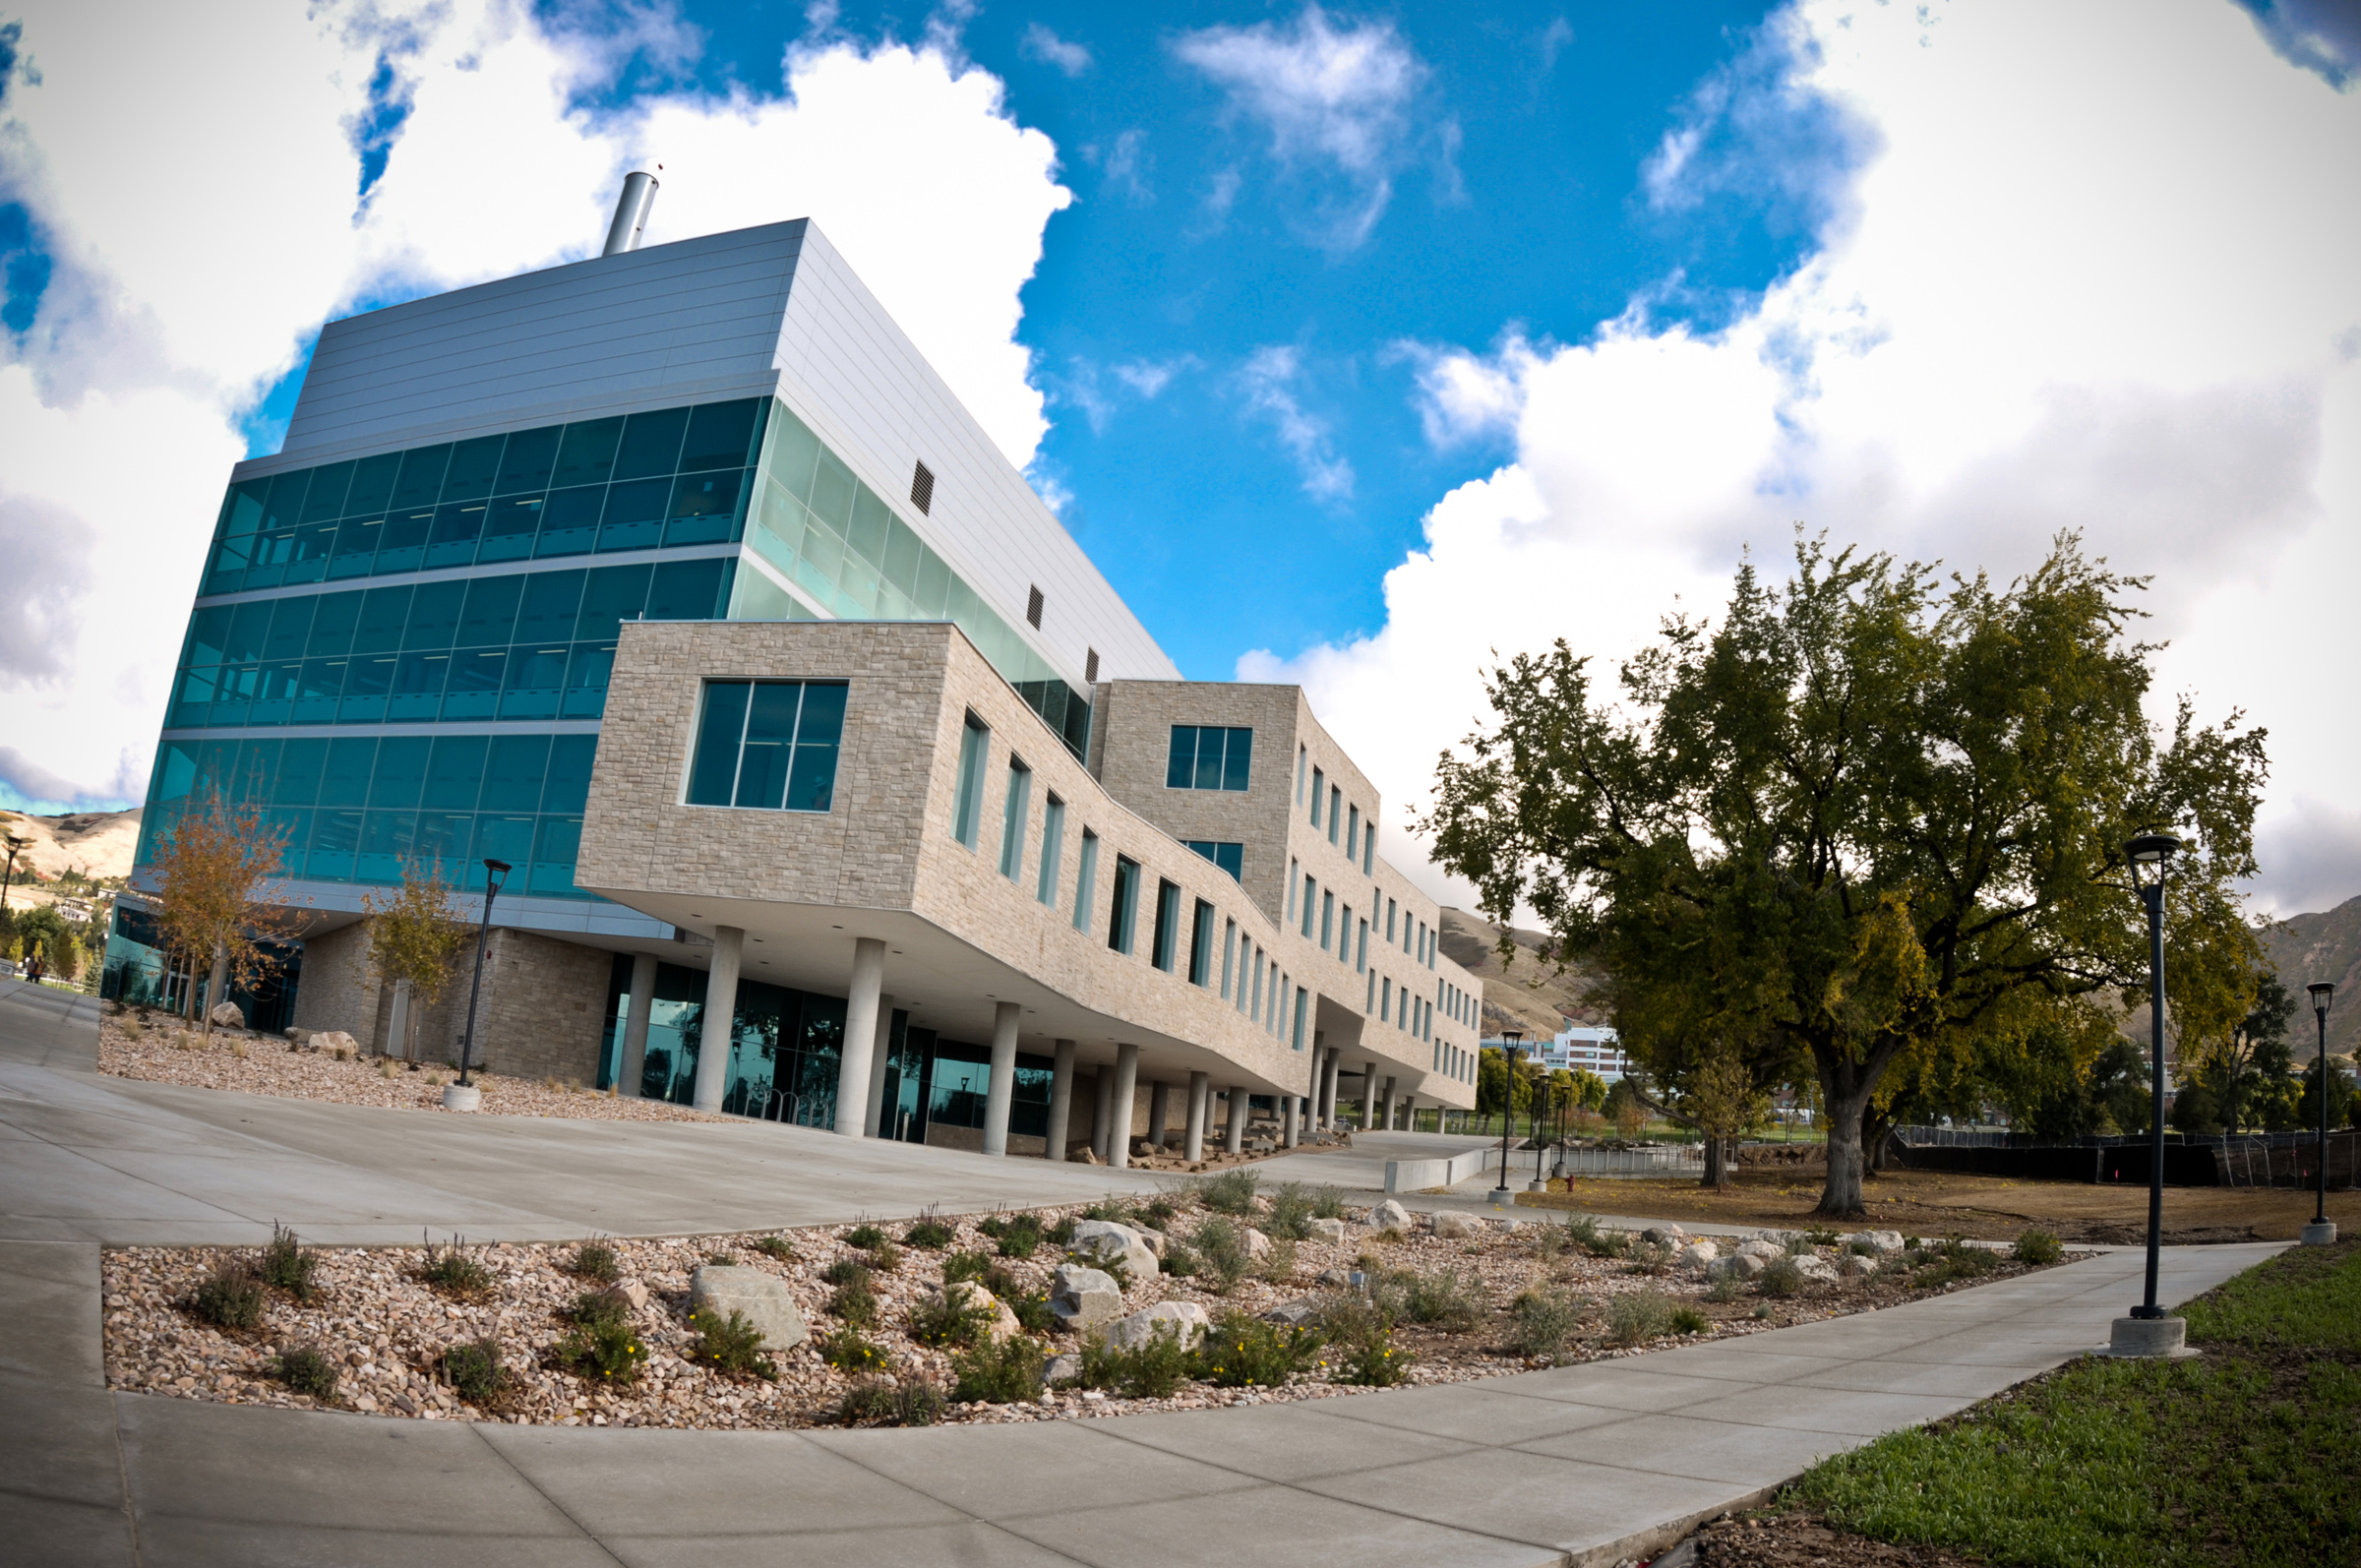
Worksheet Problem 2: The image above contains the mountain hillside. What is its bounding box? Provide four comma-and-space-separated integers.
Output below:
2261, 894, 2361, 1062
0, 809, 140, 884
1438, 907, 1607, 1040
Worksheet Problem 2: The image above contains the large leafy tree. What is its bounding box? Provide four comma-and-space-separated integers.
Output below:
1424, 534, 2267, 1217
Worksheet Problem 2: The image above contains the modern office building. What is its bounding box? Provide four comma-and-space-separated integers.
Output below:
1497, 1025, 1632, 1083
115, 186, 1480, 1159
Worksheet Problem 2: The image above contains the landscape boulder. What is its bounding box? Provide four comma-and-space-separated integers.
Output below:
1727, 1252, 1769, 1279
1044, 1353, 1083, 1386
1067, 1220, 1160, 1280
1262, 1296, 1324, 1326
1839, 1251, 1877, 1279
1641, 1224, 1688, 1244
1367, 1199, 1414, 1232
598, 1280, 650, 1312
1132, 1228, 1169, 1260
1240, 1227, 1273, 1262
208, 1001, 247, 1030
1050, 1264, 1125, 1331
943, 1279, 1023, 1341
1308, 1218, 1350, 1244
1431, 1211, 1484, 1240
1732, 1237, 1786, 1263
1316, 1268, 1352, 1287
307, 1030, 361, 1056
1843, 1230, 1907, 1254
689, 1265, 809, 1352
1792, 1253, 1841, 1285
1676, 1240, 1721, 1272
1106, 1299, 1213, 1352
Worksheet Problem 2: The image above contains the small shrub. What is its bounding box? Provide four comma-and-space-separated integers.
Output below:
820, 1257, 875, 1289
550, 1318, 647, 1383
1847, 1239, 1877, 1257
865, 1238, 904, 1273
1670, 1304, 1710, 1335
1137, 1194, 1181, 1228
271, 1343, 340, 1400
1081, 1327, 1195, 1398
950, 1333, 1046, 1403
567, 1290, 629, 1331
991, 1218, 1043, 1259
441, 1336, 511, 1405
1082, 1195, 1132, 1222
691, 1307, 777, 1380
940, 1250, 993, 1287
908, 1290, 995, 1349
841, 1375, 946, 1426
1510, 1286, 1584, 1361
1265, 1183, 1317, 1240
1751, 1301, 1773, 1319
1801, 1227, 1840, 1247
705, 1252, 736, 1266
816, 1325, 889, 1374
1310, 1184, 1348, 1220
1704, 1273, 1742, 1303
1260, 1235, 1300, 1282
751, 1236, 796, 1260
418, 1237, 493, 1298
1004, 1286, 1056, 1335
829, 1279, 879, 1329
1904, 1236, 1923, 1250
1323, 1298, 1410, 1387
567, 1240, 620, 1283
1044, 1214, 1078, 1246
1377, 1268, 1481, 1332
1195, 1311, 1322, 1388
903, 1213, 956, 1249
1756, 1256, 1807, 1298
844, 1222, 887, 1249
1161, 1238, 1201, 1278
189, 1262, 267, 1331
1533, 1221, 1569, 1261
1193, 1216, 1251, 1294
1918, 1236, 2001, 1288
259, 1223, 322, 1301
2013, 1229, 2063, 1265
1610, 1290, 1674, 1344
1785, 1234, 1817, 1256
1196, 1168, 1261, 1215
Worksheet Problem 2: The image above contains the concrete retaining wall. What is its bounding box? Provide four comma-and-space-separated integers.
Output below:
1383, 1145, 1495, 1193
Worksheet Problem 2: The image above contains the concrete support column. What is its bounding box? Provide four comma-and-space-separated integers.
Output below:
691, 926, 745, 1114
1044, 1040, 1076, 1161
1320, 1048, 1341, 1127
1093, 1068, 1117, 1163
1361, 1059, 1380, 1130
828, 936, 885, 1133
1282, 1093, 1301, 1148
982, 999, 1022, 1157
862, 995, 895, 1136
618, 952, 656, 1096
1147, 1080, 1171, 1157
1109, 1043, 1140, 1170
1183, 1070, 1209, 1162
1380, 1075, 1397, 1131
1225, 1085, 1249, 1156
387, 978, 413, 1062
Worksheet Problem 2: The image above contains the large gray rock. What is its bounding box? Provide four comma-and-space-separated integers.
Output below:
1676, 1239, 1721, 1272
1791, 1253, 1840, 1285
208, 1001, 247, 1030
1732, 1236, 1786, 1263
1842, 1230, 1906, 1254
1106, 1299, 1212, 1351
1641, 1224, 1688, 1243
1262, 1296, 1324, 1327
689, 1266, 809, 1352
1067, 1220, 1159, 1280
1308, 1218, 1350, 1244
1367, 1199, 1413, 1232
1044, 1353, 1083, 1386
1050, 1264, 1124, 1331
1432, 1211, 1484, 1240
1241, 1227, 1272, 1261
944, 1279, 1021, 1341
1133, 1227, 1169, 1260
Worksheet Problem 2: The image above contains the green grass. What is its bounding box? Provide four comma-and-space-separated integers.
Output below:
1787, 1241, 2361, 1566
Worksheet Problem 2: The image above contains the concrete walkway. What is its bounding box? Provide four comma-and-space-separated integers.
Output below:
0, 981, 2282, 1565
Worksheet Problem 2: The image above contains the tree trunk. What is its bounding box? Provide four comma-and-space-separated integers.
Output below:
1702, 1134, 1725, 1188
200, 942, 227, 1041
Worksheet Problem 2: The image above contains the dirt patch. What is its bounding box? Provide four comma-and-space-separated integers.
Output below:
1521, 1164, 2360, 1243
1677, 1511, 1990, 1566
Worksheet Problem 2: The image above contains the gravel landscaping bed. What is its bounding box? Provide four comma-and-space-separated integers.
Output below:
102, 1183, 2079, 1432
95, 1005, 726, 1123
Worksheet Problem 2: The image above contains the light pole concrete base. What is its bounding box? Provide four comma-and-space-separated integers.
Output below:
1487, 1187, 1514, 1206
2299, 1220, 2337, 1246
442, 1083, 482, 1113
2102, 1315, 2192, 1357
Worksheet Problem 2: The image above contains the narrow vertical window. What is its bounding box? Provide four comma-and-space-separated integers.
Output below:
1250, 954, 1265, 1021
1381, 976, 1391, 1020
1302, 875, 1317, 938
1036, 795, 1064, 906
1319, 889, 1334, 952
1363, 821, 1375, 874
998, 757, 1032, 879
1340, 904, 1352, 963
1151, 877, 1181, 973
952, 712, 989, 848
1108, 854, 1140, 953
1358, 919, 1368, 973
1072, 829, 1100, 933
1220, 919, 1237, 998
1328, 784, 1342, 844
1188, 898, 1216, 986
1365, 969, 1375, 1012
1296, 745, 1306, 805
1310, 767, 1323, 826
1287, 861, 1299, 924
1292, 987, 1308, 1050
1387, 898, 1397, 940
1347, 804, 1359, 858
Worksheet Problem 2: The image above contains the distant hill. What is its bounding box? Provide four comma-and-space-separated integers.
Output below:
2261, 894, 2361, 1062
0, 808, 140, 886
1438, 907, 1608, 1041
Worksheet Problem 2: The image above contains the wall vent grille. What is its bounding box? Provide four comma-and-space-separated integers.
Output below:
1026, 584, 1045, 629
910, 459, 936, 515
1085, 647, 1100, 684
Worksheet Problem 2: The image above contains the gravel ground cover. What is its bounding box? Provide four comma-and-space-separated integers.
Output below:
103, 1185, 2075, 1432
95, 1006, 726, 1123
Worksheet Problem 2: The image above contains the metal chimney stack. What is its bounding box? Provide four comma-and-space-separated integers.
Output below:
601, 172, 659, 257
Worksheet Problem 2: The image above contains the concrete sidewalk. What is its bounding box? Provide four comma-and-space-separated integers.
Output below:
0, 1235, 2275, 1567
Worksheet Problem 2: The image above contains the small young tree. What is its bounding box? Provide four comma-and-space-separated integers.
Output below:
360, 865, 471, 1058
1681, 1048, 1769, 1188
15, 905, 77, 982
148, 789, 294, 1040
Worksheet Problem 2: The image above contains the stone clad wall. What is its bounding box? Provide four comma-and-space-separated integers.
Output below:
288, 921, 384, 1051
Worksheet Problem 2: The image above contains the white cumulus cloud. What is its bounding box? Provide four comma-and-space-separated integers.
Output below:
1248, 0, 2361, 921
1239, 345, 1355, 502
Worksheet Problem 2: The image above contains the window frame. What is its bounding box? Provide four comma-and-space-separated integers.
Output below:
1151, 877, 1182, 974
998, 755, 1032, 880
1036, 794, 1064, 906
1071, 829, 1099, 933
952, 711, 990, 848
1188, 898, 1216, 987
1109, 853, 1141, 954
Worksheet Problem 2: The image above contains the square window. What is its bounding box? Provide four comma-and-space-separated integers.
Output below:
685, 679, 846, 813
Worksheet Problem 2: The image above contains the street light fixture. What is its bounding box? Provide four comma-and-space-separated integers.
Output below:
2304, 982, 2336, 1246
1, 832, 27, 912
1490, 1031, 1523, 1204
2108, 833, 2184, 1357
451, 859, 512, 1100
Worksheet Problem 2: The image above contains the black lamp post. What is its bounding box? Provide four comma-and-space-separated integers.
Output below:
2125, 833, 2181, 1321
1490, 1031, 1523, 1202
1530, 1072, 1552, 1191
2307, 982, 2336, 1243
453, 858, 512, 1089
1, 832, 26, 912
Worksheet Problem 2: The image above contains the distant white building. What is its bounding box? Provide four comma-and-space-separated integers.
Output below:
1487, 1025, 1631, 1083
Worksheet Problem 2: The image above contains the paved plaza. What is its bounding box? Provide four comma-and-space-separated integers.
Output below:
0, 980, 2277, 1565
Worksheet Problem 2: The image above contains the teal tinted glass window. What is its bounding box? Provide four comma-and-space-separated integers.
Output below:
482, 733, 551, 811
424, 735, 488, 809
599, 477, 669, 552
276, 739, 329, 805
469, 495, 534, 562
952, 712, 989, 846
541, 735, 597, 814
516, 571, 585, 644
494, 426, 560, 494
1166, 726, 1252, 791
535, 486, 603, 557
615, 407, 688, 480
1189, 899, 1216, 987
680, 399, 757, 472
553, 417, 623, 489
371, 737, 430, 809
787, 682, 845, 811
1109, 855, 1140, 954
306, 592, 363, 657
353, 586, 411, 653
187, 606, 233, 667
998, 758, 1031, 879
403, 580, 464, 648
427, 503, 485, 567
666, 470, 744, 546
263, 597, 315, 661
646, 558, 725, 620
390, 446, 452, 510
1151, 878, 1180, 973
224, 600, 273, 663
1183, 840, 1244, 880
346, 452, 401, 516
809, 448, 857, 528
223, 479, 270, 538
297, 460, 354, 523
321, 737, 377, 806
687, 682, 750, 806
441, 435, 506, 503
577, 564, 652, 640
684, 679, 845, 813
260, 471, 309, 533
457, 574, 523, 646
